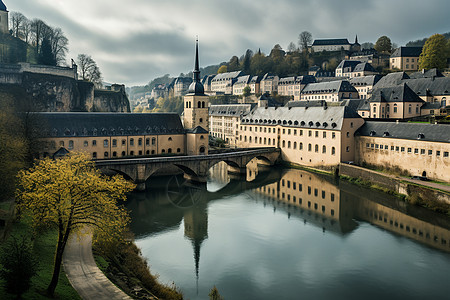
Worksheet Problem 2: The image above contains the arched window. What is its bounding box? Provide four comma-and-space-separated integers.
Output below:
288, 141, 291, 148
138, 138, 143, 146
121, 151, 126, 156
245, 136, 247, 142
103, 139, 108, 148
308, 143, 312, 151
146, 138, 150, 145
162, 149, 165, 153
249, 136, 252, 143
282, 140, 285, 147
199, 118, 203, 123
113, 151, 117, 157
168, 148, 172, 153
151, 150, 155, 155
168, 137, 173, 141
104, 152, 109, 158
259, 137, 262, 144
200, 135, 204, 140
332, 147, 336, 155
199, 146, 206, 154
112, 139, 117, 147
177, 148, 181, 153
92, 152, 97, 158
186, 102, 189, 108
138, 150, 143, 155
315, 144, 319, 152
299, 142, 303, 150
198, 101, 201, 108
152, 137, 156, 145
146, 150, 150, 155
294, 142, 297, 149
83, 141, 88, 147
322, 145, 326, 153
68, 140, 74, 150
60, 141, 65, 147
130, 151, 134, 156
130, 138, 134, 146
202, 101, 205, 108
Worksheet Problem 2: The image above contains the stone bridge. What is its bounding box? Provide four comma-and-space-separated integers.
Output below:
95, 148, 281, 190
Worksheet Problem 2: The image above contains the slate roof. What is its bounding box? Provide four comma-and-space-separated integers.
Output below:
37, 112, 185, 138
391, 47, 423, 58
234, 75, 251, 85
0, 0, 6, 11
302, 80, 357, 94
295, 75, 316, 85
373, 72, 410, 89
353, 62, 376, 73
336, 60, 361, 71
349, 75, 382, 86
186, 126, 208, 134
250, 75, 262, 84
312, 39, 350, 46
286, 100, 327, 108
278, 77, 296, 85
356, 121, 450, 143
240, 106, 361, 131
261, 73, 278, 81
211, 71, 242, 81
174, 77, 192, 84
409, 68, 444, 79
403, 77, 450, 97
209, 104, 254, 117
370, 84, 424, 103
421, 102, 442, 110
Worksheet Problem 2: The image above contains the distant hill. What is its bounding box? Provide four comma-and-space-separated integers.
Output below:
405, 32, 450, 47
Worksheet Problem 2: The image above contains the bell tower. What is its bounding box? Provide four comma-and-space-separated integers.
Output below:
0, 0, 8, 34
183, 39, 209, 131
184, 38, 209, 156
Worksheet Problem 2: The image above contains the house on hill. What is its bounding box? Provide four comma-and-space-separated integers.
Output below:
311, 36, 360, 53
390, 47, 422, 71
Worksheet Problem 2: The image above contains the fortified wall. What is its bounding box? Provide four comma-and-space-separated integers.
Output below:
0, 63, 130, 112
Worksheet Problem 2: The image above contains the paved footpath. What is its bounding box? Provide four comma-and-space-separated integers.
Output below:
63, 230, 131, 300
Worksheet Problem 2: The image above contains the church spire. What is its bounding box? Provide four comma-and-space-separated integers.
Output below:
355, 34, 359, 44
187, 37, 205, 95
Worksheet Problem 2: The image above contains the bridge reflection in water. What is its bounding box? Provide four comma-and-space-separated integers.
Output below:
126, 162, 450, 297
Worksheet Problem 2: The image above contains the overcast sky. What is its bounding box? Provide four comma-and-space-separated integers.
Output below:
7, 0, 450, 86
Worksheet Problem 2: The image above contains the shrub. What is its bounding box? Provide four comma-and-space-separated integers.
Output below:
0, 235, 39, 297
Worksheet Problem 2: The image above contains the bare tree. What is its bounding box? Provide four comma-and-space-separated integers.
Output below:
9, 12, 27, 38
287, 42, 298, 53
30, 19, 51, 55
49, 28, 68, 65
298, 31, 312, 52
22, 19, 32, 43
77, 54, 102, 88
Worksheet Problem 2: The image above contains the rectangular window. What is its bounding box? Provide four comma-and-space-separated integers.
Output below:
385, 145, 388, 150
300, 130, 303, 136
401, 147, 405, 152
407, 148, 412, 153
396, 146, 399, 151
331, 193, 335, 202
420, 149, 425, 155
375, 144, 379, 149
391, 146, 394, 151
332, 132, 336, 139
315, 131, 319, 137
288, 129, 291, 135
323, 132, 326, 138
308, 130, 312, 137
414, 148, 419, 154
294, 129, 297, 135
299, 184, 302, 192
436, 151, 441, 156
428, 150, 432, 155
444, 152, 449, 157
366, 143, 370, 148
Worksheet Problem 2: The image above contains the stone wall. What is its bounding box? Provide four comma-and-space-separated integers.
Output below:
93, 89, 131, 112
339, 163, 450, 205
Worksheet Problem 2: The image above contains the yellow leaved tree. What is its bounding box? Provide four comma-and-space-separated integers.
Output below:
16, 152, 136, 297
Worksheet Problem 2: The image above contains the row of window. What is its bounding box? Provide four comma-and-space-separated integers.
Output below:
57, 137, 178, 150
241, 126, 341, 138
366, 143, 449, 157
365, 209, 449, 247
280, 180, 336, 201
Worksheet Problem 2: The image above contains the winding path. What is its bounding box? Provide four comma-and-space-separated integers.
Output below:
63, 230, 131, 300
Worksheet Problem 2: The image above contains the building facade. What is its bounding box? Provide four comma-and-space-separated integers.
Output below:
300, 80, 359, 102
0, 0, 8, 34
210, 71, 242, 94
209, 104, 254, 148
390, 47, 422, 71
238, 106, 364, 169
355, 122, 450, 181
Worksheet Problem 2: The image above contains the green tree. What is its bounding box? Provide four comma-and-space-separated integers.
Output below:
374, 36, 392, 54
217, 65, 228, 73
227, 56, 240, 72
243, 85, 251, 97
0, 235, 39, 297
419, 34, 448, 70
38, 38, 56, 66
16, 152, 135, 297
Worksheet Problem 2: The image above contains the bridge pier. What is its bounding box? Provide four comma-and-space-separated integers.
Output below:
227, 165, 247, 175
184, 173, 208, 183
135, 181, 146, 192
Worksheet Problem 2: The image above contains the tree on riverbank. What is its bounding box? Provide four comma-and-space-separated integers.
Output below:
16, 152, 135, 297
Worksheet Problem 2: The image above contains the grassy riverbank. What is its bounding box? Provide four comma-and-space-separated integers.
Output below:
93, 238, 183, 300
0, 212, 81, 299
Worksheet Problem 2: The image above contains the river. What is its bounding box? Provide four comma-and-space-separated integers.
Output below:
126, 161, 450, 300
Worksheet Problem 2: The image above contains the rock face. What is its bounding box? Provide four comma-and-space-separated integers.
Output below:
0, 64, 131, 112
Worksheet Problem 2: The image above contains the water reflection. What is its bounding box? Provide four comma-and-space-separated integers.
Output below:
126, 162, 450, 299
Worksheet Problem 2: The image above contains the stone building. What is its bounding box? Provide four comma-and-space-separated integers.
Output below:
335, 60, 377, 78
248, 75, 261, 95
174, 77, 193, 96
0, 0, 8, 34
210, 71, 241, 94
300, 80, 358, 102
209, 104, 254, 148
349, 75, 382, 100
238, 106, 364, 169
390, 47, 422, 71
232, 75, 251, 95
355, 122, 450, 181
37, 40, 209, 159
311, 38, 352, 52
260, 73, 279, 94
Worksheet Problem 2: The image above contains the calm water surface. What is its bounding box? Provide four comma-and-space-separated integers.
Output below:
126, 162, 450, 300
